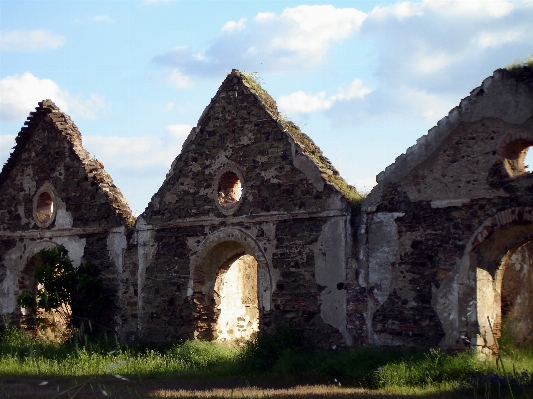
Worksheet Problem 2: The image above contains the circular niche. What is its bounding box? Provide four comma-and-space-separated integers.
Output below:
33, 184, 57, 228
216, 167, 244, 215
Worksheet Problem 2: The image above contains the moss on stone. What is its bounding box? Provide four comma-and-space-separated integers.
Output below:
239, 71, 362, 207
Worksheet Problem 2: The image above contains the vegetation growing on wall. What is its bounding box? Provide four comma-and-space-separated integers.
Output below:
16, 245, 110, 340
240, 71, 363, 208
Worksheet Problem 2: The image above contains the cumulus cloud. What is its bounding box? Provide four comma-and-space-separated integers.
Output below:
278, 79, 371, 114
92, 15, 114, 23
165, 68, 194, 89
0, 72, 107, 122
83, 124, 192, 170
222, 18, 247, 32
0, 29, 65, 51
152, 5, 366, 77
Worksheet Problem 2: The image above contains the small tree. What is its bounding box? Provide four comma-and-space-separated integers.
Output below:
17, 245, 110, 340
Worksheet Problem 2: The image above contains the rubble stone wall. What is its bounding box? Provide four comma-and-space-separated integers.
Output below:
0, 100, 132, 332
136, 71, 355, 346
360, 68, 533, 352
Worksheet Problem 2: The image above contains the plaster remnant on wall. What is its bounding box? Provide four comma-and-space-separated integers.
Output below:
292, 149, 325, 192
432, 271, 459, 348
54, 196, 73, 229
313, 217, 349, 343
0, 236, 86, 314
107, 226, 127, 274
431, 198, 471, 209
368, 212, 403, 305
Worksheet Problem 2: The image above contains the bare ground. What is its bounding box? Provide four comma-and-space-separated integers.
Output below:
0, 376, 471, 399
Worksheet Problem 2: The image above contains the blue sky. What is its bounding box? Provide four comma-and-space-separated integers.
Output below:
1, 0, 532, 215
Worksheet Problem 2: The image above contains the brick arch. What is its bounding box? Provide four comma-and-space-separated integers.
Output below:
459, 209, 533, 354
188, 227, 273, 340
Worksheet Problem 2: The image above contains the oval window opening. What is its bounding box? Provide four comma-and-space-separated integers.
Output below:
218, 171, 242, 207
36, 192, 54, 224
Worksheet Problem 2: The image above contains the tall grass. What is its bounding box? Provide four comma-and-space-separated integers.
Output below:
1, 323, 533, 397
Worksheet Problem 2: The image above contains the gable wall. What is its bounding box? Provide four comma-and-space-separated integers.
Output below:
0, 102, 131, 331
134, 72, 356, 345
360, 68, 533, 351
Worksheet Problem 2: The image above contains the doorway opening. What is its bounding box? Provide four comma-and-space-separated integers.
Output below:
18, 254, 72, 342
500, 241, 533, 348
192, 241, 259, 343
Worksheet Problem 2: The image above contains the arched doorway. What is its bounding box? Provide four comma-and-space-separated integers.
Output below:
189, 228, 272, 342
17, 252, 72, 341
462, 209, 533, 353
500, 241, 533, 347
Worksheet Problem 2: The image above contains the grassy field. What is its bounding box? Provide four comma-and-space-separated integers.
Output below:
1, 323, 532, 398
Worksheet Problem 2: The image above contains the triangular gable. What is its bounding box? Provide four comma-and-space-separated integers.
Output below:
367, 67, 533, 205
144, 70, 360, 222
0, 99, 134, 228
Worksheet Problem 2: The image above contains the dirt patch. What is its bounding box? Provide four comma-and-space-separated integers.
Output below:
0, 376, 468, 398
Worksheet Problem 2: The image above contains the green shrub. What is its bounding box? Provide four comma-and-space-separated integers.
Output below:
238, 327, 305, 372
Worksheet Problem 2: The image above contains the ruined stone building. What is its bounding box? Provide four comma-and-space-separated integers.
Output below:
1, 67, 533, 354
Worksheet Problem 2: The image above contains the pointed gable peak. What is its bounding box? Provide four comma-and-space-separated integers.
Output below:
1, 99, 134, 226
205, 69, 362, 207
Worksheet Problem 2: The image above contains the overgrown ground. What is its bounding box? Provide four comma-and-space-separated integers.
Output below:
1, 324, 532, 398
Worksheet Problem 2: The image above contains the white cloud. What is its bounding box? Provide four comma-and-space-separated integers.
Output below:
0, 72, 107, 122
221, 18, 247, 32
166, 69, 194, 89
278, 79, 371, 114
270, 5, 366, 60
92, 15, 114, 23
83, 124, 192, 169
254, 12, 275, 22
165, 102, 175, 111
370, 1, 423, 20
153, 5, 367, 74
423, 0, 514, 17
0, 29, 65, 51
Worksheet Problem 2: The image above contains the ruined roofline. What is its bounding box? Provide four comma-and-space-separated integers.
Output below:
365, 66, 533, 206
0, 99, 135, 227
202, 69, 362, 207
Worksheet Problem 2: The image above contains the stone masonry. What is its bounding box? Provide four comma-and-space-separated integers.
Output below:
1, 67, 533, 352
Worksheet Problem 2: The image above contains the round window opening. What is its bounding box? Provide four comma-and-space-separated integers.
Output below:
36, 192, 54, 224
218, 171, 242, 208
503, 139, 533, 177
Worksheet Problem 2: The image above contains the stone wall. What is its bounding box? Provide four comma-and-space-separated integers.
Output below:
136, 70, 356, 346
361, 67, 533, 352
0, 100, 133, 332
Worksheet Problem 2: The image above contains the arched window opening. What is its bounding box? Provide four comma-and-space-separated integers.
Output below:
502, 139, 533, 177
35, 192, 54, 224
218, 171, 242, 206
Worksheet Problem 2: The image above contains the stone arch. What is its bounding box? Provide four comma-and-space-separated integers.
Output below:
188, 227, 272, 341
459, 207, 533, 353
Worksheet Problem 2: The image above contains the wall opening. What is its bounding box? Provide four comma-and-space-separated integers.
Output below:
214, 254, 259, 342
192, 240, 259, 343
17, 254, 72, 342
525, 146, 533, 173
36, 192, 54, 223
500, 241, 533, 348
503, 139, 533, 177
217, 171, 242, 207
33, 184, 57, 228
